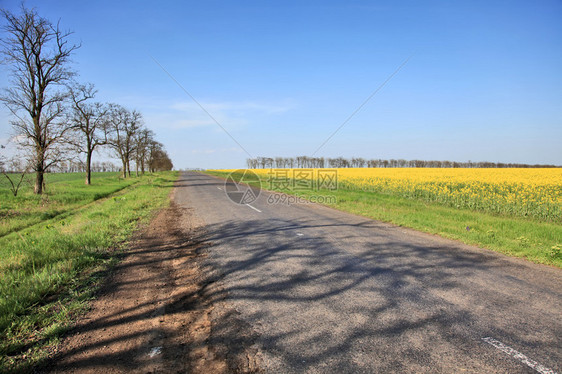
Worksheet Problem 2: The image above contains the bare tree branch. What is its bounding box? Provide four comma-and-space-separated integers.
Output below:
0, 5, 79, 193
66, 82, 110, 184
105, 104, 143, 178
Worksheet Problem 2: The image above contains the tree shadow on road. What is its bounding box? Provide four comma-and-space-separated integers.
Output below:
190, 212, 560, 373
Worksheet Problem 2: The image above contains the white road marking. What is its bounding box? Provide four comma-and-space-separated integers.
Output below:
247, 204, 262, 213
217, 186, 222, 190
482, 337, 558, 374
296, 233, 304, 236
149, 346, 162, 357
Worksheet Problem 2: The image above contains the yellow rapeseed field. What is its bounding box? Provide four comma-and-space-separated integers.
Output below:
241, 168, 562, 221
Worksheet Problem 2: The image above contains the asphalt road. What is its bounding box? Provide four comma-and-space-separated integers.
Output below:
174, 171, 561, 373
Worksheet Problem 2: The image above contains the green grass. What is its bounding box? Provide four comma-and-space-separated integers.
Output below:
0, 172, 137, 238
205, 170, 562, 268
0, 171, 178, 373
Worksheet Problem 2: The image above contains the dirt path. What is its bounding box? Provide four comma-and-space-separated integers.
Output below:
44, 191, 257, 373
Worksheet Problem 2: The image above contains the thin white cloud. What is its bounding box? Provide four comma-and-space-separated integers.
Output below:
173, 118, 216, 129
145, 98, 296, 131
191, 149, 216, 154
191, 147, 244, 154
170, 100, 295, 115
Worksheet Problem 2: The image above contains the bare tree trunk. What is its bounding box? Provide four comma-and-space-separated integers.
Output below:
35, 166, 44, 194
85, 150, 92, 185
121, 158, 127, 178
34, 114, 45, 194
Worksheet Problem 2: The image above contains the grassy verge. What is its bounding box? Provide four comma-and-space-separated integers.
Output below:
0, 171, 178, 373
205, 170, 562, 268
0, 172, 138, 238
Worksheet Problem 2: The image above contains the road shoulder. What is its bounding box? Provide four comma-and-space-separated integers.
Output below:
43, 192, 252, 373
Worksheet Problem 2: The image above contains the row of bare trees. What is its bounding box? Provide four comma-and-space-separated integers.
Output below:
0, 5, 172, 194
51, 160, 121, 173
247, 156, 559, 169
2, 153, 171, 176
67, 85, 172, 182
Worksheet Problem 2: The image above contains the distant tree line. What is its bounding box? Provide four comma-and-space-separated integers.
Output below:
247, 156, 559, 169
0, 6, 173, 194
2, 158, 171, 174
1, 159, 119, 174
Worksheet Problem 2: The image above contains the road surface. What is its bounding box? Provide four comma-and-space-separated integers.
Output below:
175, 171, 561, 373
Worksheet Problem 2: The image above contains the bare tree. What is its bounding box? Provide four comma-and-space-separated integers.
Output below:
134, 128, 154, 176
246, 158, 258, 169
147, 140, 163, 172
106, 105, 142, 178
1, 146, 30, 196
149, 148, 173, 171
2, 158, 30, 197
67, 83, 109, 184
0, 6, 79, 194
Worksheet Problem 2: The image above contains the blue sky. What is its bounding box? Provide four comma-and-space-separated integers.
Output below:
1, 0, 561, 169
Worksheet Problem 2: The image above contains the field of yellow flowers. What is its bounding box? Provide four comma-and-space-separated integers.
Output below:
248, 168, 562, 222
